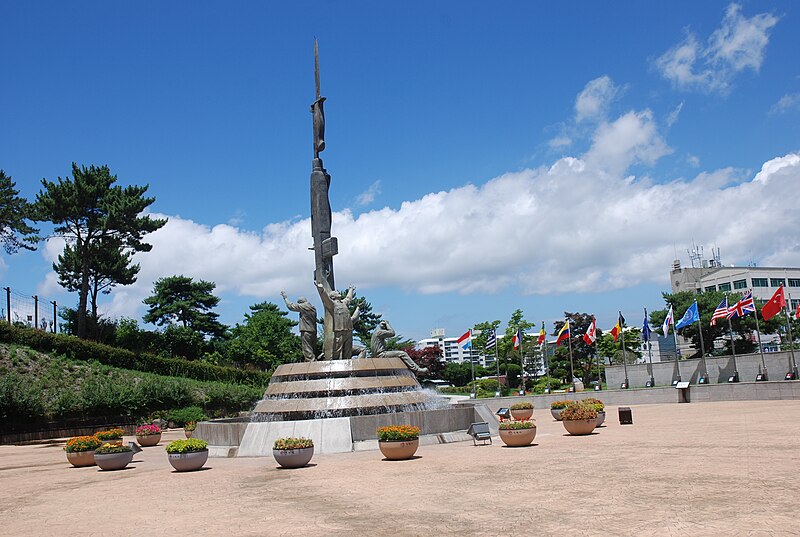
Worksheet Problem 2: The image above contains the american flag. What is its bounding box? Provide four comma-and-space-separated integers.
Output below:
727, 290, 755, 319
710, 297, 729, 326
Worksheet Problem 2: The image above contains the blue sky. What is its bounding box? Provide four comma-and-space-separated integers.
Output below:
2, 1, 799, 342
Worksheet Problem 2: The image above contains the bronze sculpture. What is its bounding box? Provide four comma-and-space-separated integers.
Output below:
281, 291, 318, 362
370, 320, 429, 375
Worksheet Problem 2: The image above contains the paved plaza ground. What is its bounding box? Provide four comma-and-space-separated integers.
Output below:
1, 400, 799, 536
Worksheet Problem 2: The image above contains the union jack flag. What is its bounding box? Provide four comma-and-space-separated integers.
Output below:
727, 290, 756, 320
710, 297, 728, 326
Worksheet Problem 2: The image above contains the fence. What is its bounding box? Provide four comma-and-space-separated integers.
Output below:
2, 286, 59, 333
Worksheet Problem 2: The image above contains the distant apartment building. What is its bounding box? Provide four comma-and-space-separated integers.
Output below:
417, 329, 493, 367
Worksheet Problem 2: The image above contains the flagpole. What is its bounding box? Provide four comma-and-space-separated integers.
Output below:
671, 311, 681, 383
567, 323, 575, 390
645, 307, 655, 387
519, 334, 526, 395
494, 331, 500, 397
469, 331, 476, 399
785, 290, 798, 379
694, 301, 709, 383
593, 316, 602, 391
543, 325, 551, 394
726, 294, 740, 382
751, 289, 767, 380
619, 311, 629, 389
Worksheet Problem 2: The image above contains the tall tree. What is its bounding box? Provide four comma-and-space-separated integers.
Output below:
54, 238, 138, 323
550, 312, 602, 384
33, 164, 166, 338
348, 294, 382, 346
142, 275, 226, 338
226, 302, 301, 370
0, 170, 38, 254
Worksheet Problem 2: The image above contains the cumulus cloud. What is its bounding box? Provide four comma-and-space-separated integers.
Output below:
655, 3, 779, 94
356, 180, 382, 206
770, 93, 800, 115
584, 110, 672, 175
575, 76, 620, 122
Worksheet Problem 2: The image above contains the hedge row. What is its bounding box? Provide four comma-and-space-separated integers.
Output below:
0, 349, 263, 427
0, 323, 270, 386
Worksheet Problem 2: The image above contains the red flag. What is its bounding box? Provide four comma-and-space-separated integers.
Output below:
761, 286, 786, 321
583, 318, 596, 346
610, 320, 621, 343
795, 302, 800, 320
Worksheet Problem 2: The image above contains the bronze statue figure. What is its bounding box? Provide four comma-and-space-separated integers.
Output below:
370, 320, 429, 375
315, 280, 356, 360
281, 291, 318, 362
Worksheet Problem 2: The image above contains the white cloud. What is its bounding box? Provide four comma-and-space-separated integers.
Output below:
666, 101, 684, 127
687, 154, 701, 167
548, 136, 572, 149
655, 3, 779, 94
575, 76, 620, 122
770, 93, 800, 115
584, 110, 672, 175
356, 180, 382, 206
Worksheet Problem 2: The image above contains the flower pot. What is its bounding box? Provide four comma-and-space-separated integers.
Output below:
136, 433, 161, 447
273, 446, 314, 469
498, 427, 536, 447
551, 408, 564, 421
97, 437, 123, 446
184, 429, 193, 439
596, 411, 606, 427
562, 418, 597, 436
66, 450, 95, 468
94, 451, 134, 471
168, 450, 208, 472
378, 439, 419, 460
510, 408, 533, 421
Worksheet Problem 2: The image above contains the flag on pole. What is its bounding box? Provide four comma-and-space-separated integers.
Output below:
761, 286, 786, 321
795, 302, 800, 320
727, 290, 755, 319
642, 308, 652, 342
583, 317, 596, 345
537, 322, 546, 345
710, 297, 728, 326
676, 301, 700, 330
610, 318, 622, 342
556, 320, 570, 346
457, 330, 472, 349
663, 305, 674, 335
485, 329, 497, 350
512, 328, 523, 350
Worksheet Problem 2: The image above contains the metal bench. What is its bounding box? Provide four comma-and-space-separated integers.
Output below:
467, 422, 492, 446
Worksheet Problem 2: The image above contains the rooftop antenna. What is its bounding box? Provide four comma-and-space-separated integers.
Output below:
687, 241, 703, 269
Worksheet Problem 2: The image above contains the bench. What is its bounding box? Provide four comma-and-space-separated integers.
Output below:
467, 422, 492, 446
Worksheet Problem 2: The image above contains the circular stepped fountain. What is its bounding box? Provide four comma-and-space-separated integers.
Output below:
253, 357, 435, 420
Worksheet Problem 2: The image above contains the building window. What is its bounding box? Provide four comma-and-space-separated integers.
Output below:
752, 278, 768, 287
704, 285, 716, 293
733, 279, 747, 289
770, 278, 786, 287
789, 279, 800, 288
718, 282, 732, 292
792, 299, 800, 311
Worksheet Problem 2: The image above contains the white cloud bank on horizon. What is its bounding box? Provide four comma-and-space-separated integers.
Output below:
655, 3, 779, 94
36, 75, 800, 321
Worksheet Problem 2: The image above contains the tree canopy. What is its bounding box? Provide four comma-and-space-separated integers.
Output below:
226, 301, 301, 370
550, 312, 602, 385
0, 170, 38, 254
142, 275, 226, 338
33, 164, 166, 338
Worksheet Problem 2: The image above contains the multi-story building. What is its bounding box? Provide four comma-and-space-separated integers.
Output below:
417, 329, 493, 367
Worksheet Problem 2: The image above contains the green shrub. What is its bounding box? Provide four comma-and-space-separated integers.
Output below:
0, 323, 270, 386
560, 401, 598, 420
0, 371, 46, 421
167, 406, 208, 426
499, 420, 535, 430
510, 401, 533, 410
273, 437, 313, 450
165, 438, 208, 453
550, 400, 572, 410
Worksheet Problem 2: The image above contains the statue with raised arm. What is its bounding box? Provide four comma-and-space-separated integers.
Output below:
315, 280, 356, 360
370, 320, 429, 375
281, 291, 318, 362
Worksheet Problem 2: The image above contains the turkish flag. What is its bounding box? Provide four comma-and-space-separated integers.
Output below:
761, 286, 786, 321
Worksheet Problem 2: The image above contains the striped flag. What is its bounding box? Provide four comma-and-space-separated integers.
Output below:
537, 322, 546, 345
710, 297, 729, 326
485, 329, 497, 350
556, 320, 570, 346
662, 305, 674, 335
727, 290, 755, 319
512, 328, 523, 350
457, 330, 472, 349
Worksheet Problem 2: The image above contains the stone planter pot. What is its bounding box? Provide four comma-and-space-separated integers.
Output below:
551, 408, 565, 421
510, 408, 533, 421
498, 427, 536, 447
596, 411, 606, 427
562, 418, 597, 436
94, 451, 134, 471
184, 429, 194, 439
378, 439, 419, 460
136, 433, 161, 447
66, 450, 95, 468
168, 450, 208, 472
273, 447, 314, 469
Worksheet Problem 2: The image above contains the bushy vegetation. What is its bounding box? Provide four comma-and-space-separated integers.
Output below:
0, 323, 270, 386
0, 343, 262, 427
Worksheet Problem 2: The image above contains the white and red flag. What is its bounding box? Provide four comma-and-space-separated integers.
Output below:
762, 286, 786, 322
583, 317, 596, 346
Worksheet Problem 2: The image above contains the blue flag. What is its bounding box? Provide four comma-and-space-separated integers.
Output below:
675, 301, 700, 330
642, 308, 652, 342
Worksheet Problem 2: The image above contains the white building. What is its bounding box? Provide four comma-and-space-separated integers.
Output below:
417, 328, 493, 367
